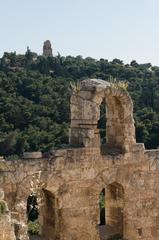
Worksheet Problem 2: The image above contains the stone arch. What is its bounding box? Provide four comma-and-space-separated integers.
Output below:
70, 79, 135, 152
13, 171, 62, 240
14, 187, 60, 239
11, 175, 42, 240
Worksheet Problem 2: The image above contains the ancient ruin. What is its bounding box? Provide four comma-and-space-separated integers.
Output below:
43, 40, 53, 57
0, 78, 159, 240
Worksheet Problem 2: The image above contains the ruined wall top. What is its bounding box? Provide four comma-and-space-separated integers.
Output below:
70, 78, 136, 153
80, 78, 110, 88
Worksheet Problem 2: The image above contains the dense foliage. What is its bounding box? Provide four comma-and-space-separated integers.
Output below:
0, 49, 159, 157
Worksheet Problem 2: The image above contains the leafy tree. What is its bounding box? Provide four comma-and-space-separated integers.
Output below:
0, 51, 159, 156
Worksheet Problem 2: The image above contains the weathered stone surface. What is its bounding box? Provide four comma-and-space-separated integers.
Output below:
23, 151, 42, 159
0, 190, 16, 240
1, 79, 159, 240
70, 79, 135, 152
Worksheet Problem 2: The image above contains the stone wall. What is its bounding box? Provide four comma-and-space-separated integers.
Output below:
1, 79, 159, 240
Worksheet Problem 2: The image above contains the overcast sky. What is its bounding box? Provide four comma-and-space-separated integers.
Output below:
1, 0, 159, 65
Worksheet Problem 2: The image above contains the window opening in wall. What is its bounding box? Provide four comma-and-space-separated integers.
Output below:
97, 99, 106, 145
98, 183, 124, 240
99, 188, 105, 225
138, 228, 142, 237
27, 193, 40, 237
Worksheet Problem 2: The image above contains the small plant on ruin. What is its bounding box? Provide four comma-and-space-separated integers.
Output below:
109, 76, 128, 90
69, 81, 81, 94
28, 219, 40, 235
0, 201, 6, 216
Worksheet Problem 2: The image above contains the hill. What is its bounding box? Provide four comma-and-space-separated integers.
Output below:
0, 50, 159, 157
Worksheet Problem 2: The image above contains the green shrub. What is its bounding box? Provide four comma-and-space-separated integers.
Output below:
6, 154, 20, 161
0, 201, 6, 215
28, 220, 40, 235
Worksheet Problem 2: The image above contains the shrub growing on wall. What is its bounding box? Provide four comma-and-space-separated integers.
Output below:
0, 201, 6, 215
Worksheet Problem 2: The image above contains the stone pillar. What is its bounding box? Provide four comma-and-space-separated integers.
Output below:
70, 92, 100, 148
58, 184, 100, 240
0, 189, 16, 240
14, 200, 29, 240
39, 189, 60, 240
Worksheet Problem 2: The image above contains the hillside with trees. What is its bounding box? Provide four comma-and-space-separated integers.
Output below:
0, 49, 159, 158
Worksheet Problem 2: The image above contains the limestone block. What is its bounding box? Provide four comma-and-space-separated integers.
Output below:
0, 188, 4, 200
23, 152, 42, 159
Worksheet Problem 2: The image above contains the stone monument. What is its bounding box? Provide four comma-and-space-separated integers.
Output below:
43, 40, 53, 57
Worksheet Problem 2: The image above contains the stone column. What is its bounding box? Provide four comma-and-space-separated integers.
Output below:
0, 189, 16, 240
14, 200, 29, 240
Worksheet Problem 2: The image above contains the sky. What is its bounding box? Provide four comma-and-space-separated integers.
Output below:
1, 0, 159, 65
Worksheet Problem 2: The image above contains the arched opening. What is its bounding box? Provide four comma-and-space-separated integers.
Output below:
98, 183, 124, 240
40, 189, 59, 240
70, 79, 135, 152
105, 95, 127, 154
26, 190, 59, 240
97, 96, 125, 155
27, 193, 40, 238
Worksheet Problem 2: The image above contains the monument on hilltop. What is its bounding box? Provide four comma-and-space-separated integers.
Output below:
43, 40, 53, 57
